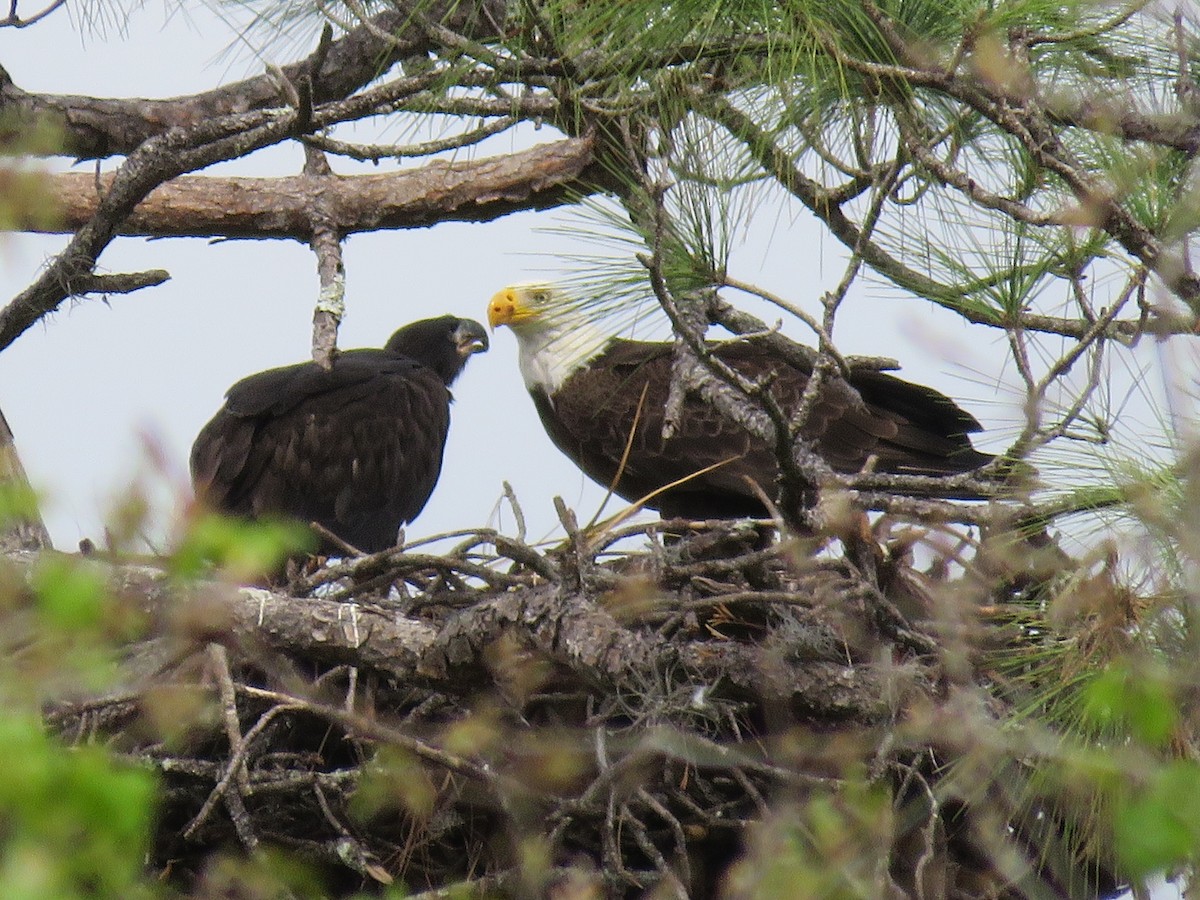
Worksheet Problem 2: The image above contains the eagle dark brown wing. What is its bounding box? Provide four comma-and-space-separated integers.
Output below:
533, 338, 992, 520
191, 350, 453, 553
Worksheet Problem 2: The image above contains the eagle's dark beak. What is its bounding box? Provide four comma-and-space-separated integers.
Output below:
454, 319, 490, 357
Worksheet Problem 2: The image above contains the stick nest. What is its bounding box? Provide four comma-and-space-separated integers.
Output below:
39, 513, 1126, 899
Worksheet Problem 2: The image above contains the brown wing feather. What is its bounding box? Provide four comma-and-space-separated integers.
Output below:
191, 353, 452, 552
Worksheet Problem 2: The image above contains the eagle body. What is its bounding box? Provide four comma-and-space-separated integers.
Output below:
191, 316, 487, 553
489, 284, 993, 521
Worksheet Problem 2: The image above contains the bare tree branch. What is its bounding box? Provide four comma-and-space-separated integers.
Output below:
0, 407, 51, 552
23, 135, 603, 239
0, 5, 508, 158
0, 106, 299, 352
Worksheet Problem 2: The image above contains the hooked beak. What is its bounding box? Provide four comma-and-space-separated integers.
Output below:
488, 286, 536, 329
454, 319, 489, 357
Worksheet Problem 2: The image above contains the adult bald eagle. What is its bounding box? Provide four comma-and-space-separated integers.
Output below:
191, 315, 488, 553
488, 284, 993, 521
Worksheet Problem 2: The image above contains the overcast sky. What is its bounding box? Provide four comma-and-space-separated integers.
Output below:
0, 3, 1189, 566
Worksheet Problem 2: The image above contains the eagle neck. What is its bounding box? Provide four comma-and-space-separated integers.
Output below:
515, 319, 611, 397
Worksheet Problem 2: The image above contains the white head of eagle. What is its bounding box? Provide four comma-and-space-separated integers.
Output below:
487, 283, 613, 398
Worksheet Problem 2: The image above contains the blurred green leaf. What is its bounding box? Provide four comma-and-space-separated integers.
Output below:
30, 556, 108, 633
0, 712, 157, 899
0, 482, 43, 528
1083, 662, 1178, 747
171, 512, 313, 581
351, 746, 437, 822
1115, 760, 1200, 878
187, 847, 326, 899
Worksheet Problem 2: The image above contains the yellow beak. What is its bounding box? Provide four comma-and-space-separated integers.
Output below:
488, 287, 534, 329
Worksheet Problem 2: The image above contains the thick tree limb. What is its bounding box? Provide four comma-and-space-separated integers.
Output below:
16, 549, 899, 723
0, 106, 299, 352
21, 136, 604, 239
0, 408, 51, 552
101, 562, 438, 684
0, 3, 509, 159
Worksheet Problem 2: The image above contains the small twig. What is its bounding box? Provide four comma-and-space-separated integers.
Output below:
717, 275, 844, 370
222, 779, 259, 851
303, 548, 539, 601
182, 701, 300, 842
208, 643, 250, 794
843, 556, 940, 657
65, 270, 171, 295
304, 145, 346, 370
554, 497, 588, 590
678, 590, 814, 611
309, 23, 335, 88
501, 481, 527, 543
304, 116, 515, 161
637, 787, 692, 889
312, 780, 394, 883
1005, 271, 1141, 461
310, 521, 366, 558
234, 684, 505, 787
0, 0, 65, 27
623, 803, 687, 899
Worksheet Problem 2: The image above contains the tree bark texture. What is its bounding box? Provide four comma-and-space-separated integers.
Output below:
0, 3, 509, 159
29, 135, 602, 239
0, 409, 51, 552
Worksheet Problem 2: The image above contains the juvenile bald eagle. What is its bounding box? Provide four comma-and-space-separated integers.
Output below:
191, 315, 488, 553
488, 284, 993, 521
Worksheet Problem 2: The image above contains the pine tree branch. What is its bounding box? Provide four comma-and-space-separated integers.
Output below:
22, 135, 602, 239
0, 4, 508, 158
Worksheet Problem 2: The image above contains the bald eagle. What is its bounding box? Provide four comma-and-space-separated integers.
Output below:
488, 284, 993, 522
191, 315, 488, 553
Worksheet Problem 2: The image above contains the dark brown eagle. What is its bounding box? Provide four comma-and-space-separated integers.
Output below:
488, 283, 993, 521
190, 315, 488, 553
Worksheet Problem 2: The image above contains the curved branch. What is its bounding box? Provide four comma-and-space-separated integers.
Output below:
0, 3, 515, 159
0, 107, 297, 352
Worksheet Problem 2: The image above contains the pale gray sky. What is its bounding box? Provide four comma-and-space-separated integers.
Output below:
0, 2, 1185, 566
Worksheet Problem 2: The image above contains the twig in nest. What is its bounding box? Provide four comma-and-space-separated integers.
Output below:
554, 496, 588, 590
208, 643, 250, 794
502, 480, 527, 542
313, 781, 393, 884
637, 787, 692, 888
624, 802, 688, 899
234, 684, 508, 788
311, 522, 365, 558
182, 701, 301, 844
843, 550, 939, 657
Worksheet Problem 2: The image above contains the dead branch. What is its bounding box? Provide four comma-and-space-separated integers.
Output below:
23, 136, 604, 240
0, 407, 50, 552
0, 4, 507, 158
0, 105, 299, 353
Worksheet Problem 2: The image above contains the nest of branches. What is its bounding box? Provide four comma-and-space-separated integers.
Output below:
38, 509, 1127, 899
